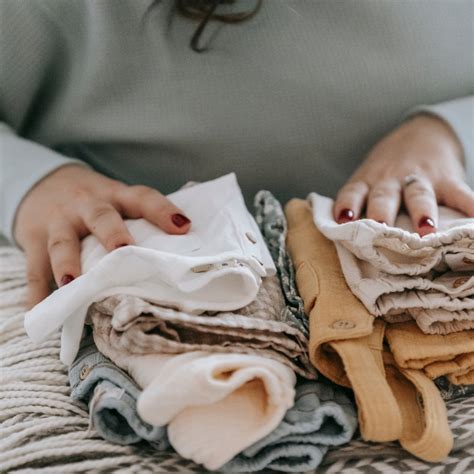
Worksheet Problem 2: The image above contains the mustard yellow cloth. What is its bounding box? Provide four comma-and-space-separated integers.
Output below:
285, 199, 453, 462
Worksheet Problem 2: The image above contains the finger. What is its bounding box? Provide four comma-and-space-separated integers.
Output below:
117, 185, 191, 234
403, 175, 438, 236
440, 180, 474, 217
334, 181, 370, 223
47, 221, 82, 287
80, 201, 135, 251
366, 179, 402, 226
25, 242, 53, 309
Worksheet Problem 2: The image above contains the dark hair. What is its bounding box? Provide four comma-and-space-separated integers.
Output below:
150, 0, 263, 52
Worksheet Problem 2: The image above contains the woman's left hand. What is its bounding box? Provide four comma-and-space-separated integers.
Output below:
333, 114, 474, 235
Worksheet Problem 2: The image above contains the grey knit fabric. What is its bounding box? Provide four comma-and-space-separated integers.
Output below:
1, 0, 473, 242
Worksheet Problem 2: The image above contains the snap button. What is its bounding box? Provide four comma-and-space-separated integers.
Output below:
245, 232, 257, 244
191, 264, 213, 273
453, 276, 471, 288
462, 256, 474, 264
79, 365, 91, 380
330, 320, 356, 330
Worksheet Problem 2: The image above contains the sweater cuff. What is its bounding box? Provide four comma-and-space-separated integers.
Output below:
405, 96, 474, 188
0, 123, 90, 246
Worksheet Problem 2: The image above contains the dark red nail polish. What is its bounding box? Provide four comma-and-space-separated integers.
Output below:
115, 243, 129, 249
60, 274, 74, 287
418, 216, 435, 229
171, 213, 191, 227
337, 209, 355, 223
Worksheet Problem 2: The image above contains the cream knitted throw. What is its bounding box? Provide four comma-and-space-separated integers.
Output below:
0, 246, 200, 473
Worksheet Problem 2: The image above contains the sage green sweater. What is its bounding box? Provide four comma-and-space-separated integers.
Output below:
1, 0, 473, 243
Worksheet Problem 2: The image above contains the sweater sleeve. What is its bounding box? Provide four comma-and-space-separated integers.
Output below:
0, 1, 88, 245
408, 96, 474, 188
0, 123, 87, 245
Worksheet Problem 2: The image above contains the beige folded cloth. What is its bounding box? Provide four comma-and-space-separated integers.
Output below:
88, 275, 315, 378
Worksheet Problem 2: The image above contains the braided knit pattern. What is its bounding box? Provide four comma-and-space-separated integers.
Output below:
0, 246, 200, 473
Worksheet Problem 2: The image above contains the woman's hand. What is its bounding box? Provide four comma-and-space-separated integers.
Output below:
334, 114, 474, 234
14, 165, 191, 308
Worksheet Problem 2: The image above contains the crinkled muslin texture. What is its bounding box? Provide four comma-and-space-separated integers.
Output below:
386, 321, 474, 385
92, 325, 296, 471
24, 174, 276, 365
309, 193, 474, 334
68, 331, 168, 448
221, 381, 357, 472
89, 274, 315, 378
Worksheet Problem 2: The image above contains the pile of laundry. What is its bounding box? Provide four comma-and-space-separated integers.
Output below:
23, 174, 357, 472
23, 173, 474, 470
286, 194, 474, 462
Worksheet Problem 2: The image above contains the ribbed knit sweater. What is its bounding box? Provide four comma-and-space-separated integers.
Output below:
0, 0, 473, 243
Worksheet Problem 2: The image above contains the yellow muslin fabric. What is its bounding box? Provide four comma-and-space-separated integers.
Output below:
285, 198, 453, 462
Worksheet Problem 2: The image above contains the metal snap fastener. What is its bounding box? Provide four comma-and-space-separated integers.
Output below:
79, 365, 91, 380
191, 264, 213, 273
453, 276, 471, 288
330, 320, 356, 330
462, 256, 474, 264
245, 232, 257, 244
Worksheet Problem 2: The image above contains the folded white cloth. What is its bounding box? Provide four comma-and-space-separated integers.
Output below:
310, 193, 474, 275
24, 174, 276, 365
309, 193, 474, 334
93, 322, 296, 471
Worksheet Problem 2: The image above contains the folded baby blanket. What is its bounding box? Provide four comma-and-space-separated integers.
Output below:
24, 174, 276, 365
92, 320, 296, 471
309, 193, 474, 335
89, 274, 315, 378
221, 381, 357, 472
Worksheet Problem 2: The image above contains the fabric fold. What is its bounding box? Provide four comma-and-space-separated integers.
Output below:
92, 323, 296, 471
24, 173, 276, 365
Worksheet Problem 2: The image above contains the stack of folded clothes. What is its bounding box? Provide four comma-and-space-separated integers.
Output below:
286, 195, 474, 463
24, 175, 357, 472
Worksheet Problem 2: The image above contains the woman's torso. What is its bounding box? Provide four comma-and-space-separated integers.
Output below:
3, 0, 473, 202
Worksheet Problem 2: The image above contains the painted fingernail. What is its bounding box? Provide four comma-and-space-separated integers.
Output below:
418, 216, 435, 229
60, 274, 74, 287
115, 243, 129, 249
337, 209, 355, 223
171, 213, 191, 227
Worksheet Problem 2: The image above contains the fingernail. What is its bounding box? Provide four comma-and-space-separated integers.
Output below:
60, 274, 74, 287
115, 243, 129, 249
418, 216, 435, 229
171, 213, 191, 227
337, 209, 355, 223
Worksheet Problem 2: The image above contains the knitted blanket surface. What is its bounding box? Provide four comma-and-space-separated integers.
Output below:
1, 245, 474, 473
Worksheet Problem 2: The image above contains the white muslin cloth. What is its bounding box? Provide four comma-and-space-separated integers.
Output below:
24, 174, 275, 365
309, 193, 474, 334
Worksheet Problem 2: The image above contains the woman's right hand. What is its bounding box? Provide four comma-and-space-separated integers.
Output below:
14, 164, 192, 308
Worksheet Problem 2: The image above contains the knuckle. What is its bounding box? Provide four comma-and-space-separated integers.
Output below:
130, 185, 157, 200
47, 235, 76, 254
26, 270, 45, 286
88, 204, 115, 224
